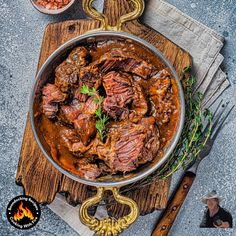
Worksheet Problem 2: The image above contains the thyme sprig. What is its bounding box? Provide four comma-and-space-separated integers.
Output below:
80, 85, 109, 141
80, 85, 97, 97
95, 108, 109, 141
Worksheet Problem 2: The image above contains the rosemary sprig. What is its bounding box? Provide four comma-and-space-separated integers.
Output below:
80, 85, 109, 141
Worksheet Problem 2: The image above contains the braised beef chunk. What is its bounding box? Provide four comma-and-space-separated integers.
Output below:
55, 46, 90, 92
84, 96, 99, 114
97, 121, 144, 172
59, 127, 102, 180
76, 159, 101, 180
42, 103, 58, 119
80, 49, 154, 79
79, 69, 101, 89
98, 49, 154, 79
60, 126, 95, 153
42, 84, 66, 118
138, 117, 160, 164
103, 71, 134, 120
60, 98, 98, 144
60, 96, 98, 124
67, 46, 89, 67
55, 61, 78, 92
72, 87, 86, 102
60, 100, 83, 124
149, 69, 176, 124
97, 117, 159, 172
74, 113, 96, 146
60, 126, 84, 152
42, 83, 66, 103
130, 81, 148, 121
149, 69, 171, 98
40, 42, 180, 180
98, 162, 114, 175
75, 68, 102, 102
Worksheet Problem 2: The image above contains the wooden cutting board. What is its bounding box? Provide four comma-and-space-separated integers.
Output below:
16, 0, 191, 218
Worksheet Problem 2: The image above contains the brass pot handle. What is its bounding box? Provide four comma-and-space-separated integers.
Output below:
82, 0, 145, 31
79, 187, 139, 236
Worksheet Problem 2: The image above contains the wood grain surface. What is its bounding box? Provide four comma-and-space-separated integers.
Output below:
152, 172, 196, 236
16, 0, 191, 218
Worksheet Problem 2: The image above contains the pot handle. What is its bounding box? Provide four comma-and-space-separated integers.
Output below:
82, 0, 145, 31
79, 187, 139, 236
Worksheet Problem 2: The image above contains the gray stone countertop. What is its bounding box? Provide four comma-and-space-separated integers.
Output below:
0, 0, 235, 236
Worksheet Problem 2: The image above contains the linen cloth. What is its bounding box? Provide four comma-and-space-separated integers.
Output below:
48, 0, 230, 235
144, 0, 230, 107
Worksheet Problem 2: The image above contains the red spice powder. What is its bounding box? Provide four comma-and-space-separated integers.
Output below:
36, 0, 71, 10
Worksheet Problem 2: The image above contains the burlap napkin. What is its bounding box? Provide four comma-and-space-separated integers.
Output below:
48, 0, 230, 235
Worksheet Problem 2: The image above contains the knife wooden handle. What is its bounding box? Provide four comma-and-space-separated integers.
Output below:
152, 172, 196, 236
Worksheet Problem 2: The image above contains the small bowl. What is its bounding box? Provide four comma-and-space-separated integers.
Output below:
30, 0, 75, 15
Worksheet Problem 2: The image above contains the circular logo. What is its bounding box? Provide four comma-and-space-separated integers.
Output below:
6, 195, 41, 229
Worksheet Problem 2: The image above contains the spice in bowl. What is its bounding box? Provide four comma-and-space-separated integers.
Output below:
36, 0, 71, 10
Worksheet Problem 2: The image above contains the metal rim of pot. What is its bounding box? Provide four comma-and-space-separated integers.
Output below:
30, 30, 185, 187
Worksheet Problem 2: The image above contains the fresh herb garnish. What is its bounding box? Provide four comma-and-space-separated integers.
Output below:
80, 85, 109, 141
93, 96, 105, 105
80, 84, 97, 97
95, 108, 109, 141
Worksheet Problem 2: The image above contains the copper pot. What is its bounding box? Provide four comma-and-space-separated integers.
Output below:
30, 0, 185, 235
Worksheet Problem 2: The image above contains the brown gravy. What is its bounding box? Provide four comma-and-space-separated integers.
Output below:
37, 39, 180, 178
